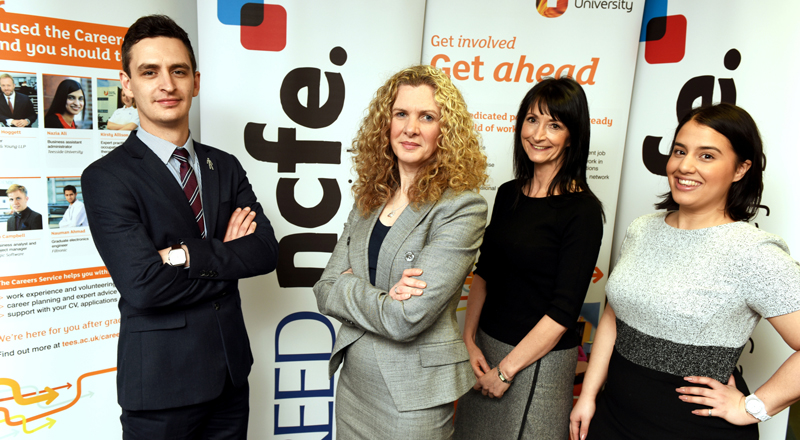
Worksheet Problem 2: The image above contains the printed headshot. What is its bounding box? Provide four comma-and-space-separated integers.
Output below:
47, 177, 88, 229
42, 74, 93, 129
2, 182, 44, 231
0, 71, 38, 128
98, 78, 139, 131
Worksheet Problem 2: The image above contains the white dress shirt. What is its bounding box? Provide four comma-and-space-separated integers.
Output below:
59, 199, 88, 228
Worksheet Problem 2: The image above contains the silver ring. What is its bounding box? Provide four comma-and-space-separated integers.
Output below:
708, 409, 712, 417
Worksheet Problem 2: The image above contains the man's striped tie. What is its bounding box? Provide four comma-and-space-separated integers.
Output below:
172, 148, 206, 238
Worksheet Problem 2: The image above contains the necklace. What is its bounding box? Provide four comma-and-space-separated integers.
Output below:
387, 198, 408, 218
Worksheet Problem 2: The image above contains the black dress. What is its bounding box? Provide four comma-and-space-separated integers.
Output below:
454, 181, 604, 439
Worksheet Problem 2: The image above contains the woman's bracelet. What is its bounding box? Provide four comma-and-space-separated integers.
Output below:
498, 367, 512, 384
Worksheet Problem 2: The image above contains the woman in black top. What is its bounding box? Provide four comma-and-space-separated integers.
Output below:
454, 77, 604, 439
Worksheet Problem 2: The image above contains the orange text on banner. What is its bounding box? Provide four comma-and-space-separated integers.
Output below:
0, 267, 109, 290
430, 54, 600, 85
0, 8, 126, 70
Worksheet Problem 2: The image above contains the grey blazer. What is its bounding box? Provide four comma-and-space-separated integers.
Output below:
313, 189, 487, 412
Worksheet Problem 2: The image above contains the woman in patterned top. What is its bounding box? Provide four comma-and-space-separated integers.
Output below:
570, 103, 800, 440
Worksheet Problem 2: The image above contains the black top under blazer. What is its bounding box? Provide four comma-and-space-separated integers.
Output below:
314, 189, 487, 412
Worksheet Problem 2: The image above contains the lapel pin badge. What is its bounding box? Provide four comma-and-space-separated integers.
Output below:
207, 158, 214, 170
405, 251, 415, 262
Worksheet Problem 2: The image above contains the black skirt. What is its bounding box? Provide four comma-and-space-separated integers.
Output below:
588, 349, 758, 440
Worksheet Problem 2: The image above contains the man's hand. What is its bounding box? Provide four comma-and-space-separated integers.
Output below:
224, 207, 257, 242
11, 119, 28, 127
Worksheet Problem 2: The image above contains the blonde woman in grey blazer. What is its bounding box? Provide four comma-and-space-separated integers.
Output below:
313, 65, 489, 439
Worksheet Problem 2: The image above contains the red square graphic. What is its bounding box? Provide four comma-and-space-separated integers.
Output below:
240, 4, 287, 52
645, 15, 687, 64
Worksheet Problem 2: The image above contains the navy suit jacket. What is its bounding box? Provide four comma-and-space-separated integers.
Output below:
0, 93, 37, 125
6, 207, 42, 231
82, 132, 278, 411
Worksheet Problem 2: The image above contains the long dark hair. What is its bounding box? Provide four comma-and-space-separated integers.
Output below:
512, 77, 603, 217
655, 103, 764, 221
45, 79, 84, 120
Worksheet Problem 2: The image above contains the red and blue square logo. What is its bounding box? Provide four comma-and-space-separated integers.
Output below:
218, 1, 287, 52
641, 0, 686, 64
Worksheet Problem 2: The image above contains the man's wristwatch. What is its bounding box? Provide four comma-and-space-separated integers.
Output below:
167, 244, 187, 266
745, 393, 771, 422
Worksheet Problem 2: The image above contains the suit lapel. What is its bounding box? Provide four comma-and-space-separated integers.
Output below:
374, 200, 436, 290
15, 209, 31, 230
194, 143, 220, 239
0, 96, 11, 117
21, 209, 32, 229
124, 135, 201, 237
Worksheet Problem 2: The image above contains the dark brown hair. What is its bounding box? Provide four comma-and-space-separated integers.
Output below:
655, 103, 765, 221
121, 15, 196, 76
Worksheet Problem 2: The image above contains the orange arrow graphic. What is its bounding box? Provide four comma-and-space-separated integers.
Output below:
0, 379, 58, 405
592, 266, 604, 283
0, 383, 71, 403
51, 383, 72, 392
0, 368, 115, 426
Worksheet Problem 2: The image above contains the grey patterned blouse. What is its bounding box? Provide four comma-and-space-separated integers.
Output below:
606, 212, 800, 382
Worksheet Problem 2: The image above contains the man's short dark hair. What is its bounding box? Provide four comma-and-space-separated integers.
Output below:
121, 15, 197, 76
64, 185, 77, 194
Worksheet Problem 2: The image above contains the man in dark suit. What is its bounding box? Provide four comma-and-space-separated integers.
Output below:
81, 15, 278, 440
0, 74, 36, 127
6, 183, 42, 231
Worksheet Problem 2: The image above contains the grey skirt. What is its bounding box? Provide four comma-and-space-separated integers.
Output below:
336, 332, 455, 439
453, 328, 578, 440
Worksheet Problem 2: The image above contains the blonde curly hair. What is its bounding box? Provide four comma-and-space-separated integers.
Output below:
351, 65, 488, 215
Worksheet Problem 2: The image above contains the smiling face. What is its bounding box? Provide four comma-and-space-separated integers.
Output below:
389, 84, 442, 176
65, 90, 84, 115
120, 36, 199, 135
7, 190, 28, 213
0, 77, 14, 97
519, 102, 570, 170
667, 119, 751, 218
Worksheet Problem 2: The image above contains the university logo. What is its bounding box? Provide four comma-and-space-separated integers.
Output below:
535, 0, 568, 18
217, 0, 287, 51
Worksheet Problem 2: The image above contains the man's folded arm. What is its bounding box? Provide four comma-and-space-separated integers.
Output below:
181, 155, 278, 281
82, 162, 277, 310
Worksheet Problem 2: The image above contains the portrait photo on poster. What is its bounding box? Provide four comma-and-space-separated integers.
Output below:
97, 78, 138, 131
1, 179, 44, 232
0, 71, 39, 128
47, 177, 88, 229
42, 74, 93, 130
